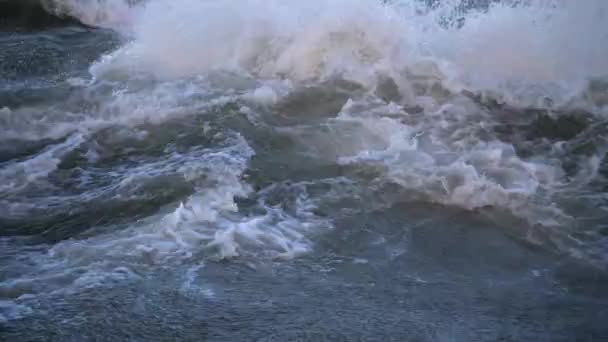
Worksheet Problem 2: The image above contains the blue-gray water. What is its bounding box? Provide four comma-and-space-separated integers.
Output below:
1, 1, 608, 341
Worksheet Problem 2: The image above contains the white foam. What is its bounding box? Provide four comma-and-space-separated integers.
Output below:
45, 133, 257, 261
276, 96, 567, 225
0, 78, 236, 142
180, 264, 215, 299
80, 0, 608, 112
250, 86, 279, 106
431, 1, 608, 108
8, 1, 605, 145
0, 133, 85, 193
0, 131, 332, 301
89, 0, 413, 86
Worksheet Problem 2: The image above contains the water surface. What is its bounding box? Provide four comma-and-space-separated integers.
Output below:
1, 1, 607, 340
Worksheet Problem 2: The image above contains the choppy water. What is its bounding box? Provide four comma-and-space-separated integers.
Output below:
1, 0, 608, 340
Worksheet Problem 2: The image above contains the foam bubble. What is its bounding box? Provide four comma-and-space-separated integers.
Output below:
245, 85, 285, 106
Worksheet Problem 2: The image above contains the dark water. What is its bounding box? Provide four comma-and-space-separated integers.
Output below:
1, 1, 608, 341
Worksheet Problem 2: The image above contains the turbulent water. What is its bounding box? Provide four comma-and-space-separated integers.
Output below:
1, 0, 608, 340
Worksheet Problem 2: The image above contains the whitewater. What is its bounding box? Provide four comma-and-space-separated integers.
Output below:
1, 0, 607, 340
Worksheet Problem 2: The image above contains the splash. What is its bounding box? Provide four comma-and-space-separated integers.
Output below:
83, 0, 608, 110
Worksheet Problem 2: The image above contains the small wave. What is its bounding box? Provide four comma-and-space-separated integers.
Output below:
0, 130, 332, 301
0, 133, 85, 194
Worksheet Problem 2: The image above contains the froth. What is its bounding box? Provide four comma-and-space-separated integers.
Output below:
278, 95, 567, 226
101, 0, 411, 85
434, 0, 608, 107
0, 131, 331, 303
0, 133, 85, 194
90, 0, 608, 110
